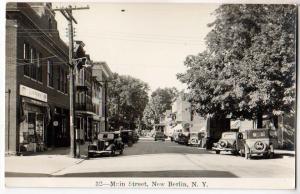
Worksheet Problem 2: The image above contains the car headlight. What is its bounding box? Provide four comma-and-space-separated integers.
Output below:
105, 142, 109, 146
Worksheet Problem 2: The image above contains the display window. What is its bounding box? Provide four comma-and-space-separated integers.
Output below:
20, 106, 45, 152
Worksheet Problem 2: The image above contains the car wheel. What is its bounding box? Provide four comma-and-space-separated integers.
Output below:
119, 149, 123, 155
216, 150, 220, 154
88, 152, 94, 158
110, 149, 116, 157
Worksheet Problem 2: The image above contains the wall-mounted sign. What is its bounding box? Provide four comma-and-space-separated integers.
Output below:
53, 121, 59, 126
20, 84, 47, 102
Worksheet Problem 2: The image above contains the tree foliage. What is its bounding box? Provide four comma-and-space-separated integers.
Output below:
178, 4, 296, 121
107, 73, 149, 130
143, 87, 178, 129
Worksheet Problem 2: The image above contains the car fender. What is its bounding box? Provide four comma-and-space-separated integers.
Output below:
106, 144, 115, 151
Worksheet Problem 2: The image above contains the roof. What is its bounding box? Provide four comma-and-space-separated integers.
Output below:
92, 61, 113, 79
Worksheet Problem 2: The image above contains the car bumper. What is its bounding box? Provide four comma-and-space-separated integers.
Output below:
250, 150, 269, 155
212, 147, 235, 152
88, 150, 112, 154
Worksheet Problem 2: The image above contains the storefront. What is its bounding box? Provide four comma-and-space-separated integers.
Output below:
19, 85, 49, 153
47, 107, 69, 147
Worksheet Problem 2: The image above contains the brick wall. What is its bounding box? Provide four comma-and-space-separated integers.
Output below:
5, 19, 18, 154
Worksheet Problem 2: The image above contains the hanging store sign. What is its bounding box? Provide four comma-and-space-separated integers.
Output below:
53, 121, 59, 126
20, 84, 47, 102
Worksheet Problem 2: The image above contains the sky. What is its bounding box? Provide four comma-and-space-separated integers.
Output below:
53, 3, 219, 92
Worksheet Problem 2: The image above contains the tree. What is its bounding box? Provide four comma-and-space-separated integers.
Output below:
107, 73, 149, 130
143, 87, 178, 129
178, 4, 297, 127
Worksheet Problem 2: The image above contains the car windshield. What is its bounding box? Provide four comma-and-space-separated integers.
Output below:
99, 133, 114, 139
248, 130, 268, 138
222, 133, 236, 139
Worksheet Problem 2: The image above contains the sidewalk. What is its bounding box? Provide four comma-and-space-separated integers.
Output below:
5, 143, 89, 176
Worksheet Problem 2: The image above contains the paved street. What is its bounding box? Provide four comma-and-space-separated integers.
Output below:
6, 138, 295, 178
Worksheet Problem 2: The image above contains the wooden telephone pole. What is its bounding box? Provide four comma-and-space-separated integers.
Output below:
53, 5, 89, 158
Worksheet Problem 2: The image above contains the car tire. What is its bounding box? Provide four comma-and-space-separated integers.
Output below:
119, 149, 123, 155
216, 150, 220, 154
88, 152, 94, 158
110, 149, 115, 157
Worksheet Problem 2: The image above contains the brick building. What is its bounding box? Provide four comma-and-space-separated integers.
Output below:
5, 3, 70, 154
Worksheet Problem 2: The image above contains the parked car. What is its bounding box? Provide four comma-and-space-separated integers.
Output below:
212, 131, 243, 155
188, 132, 201, 146
154, 131, 165, 141
172, 129, 183, 142
88, 132, 124, 157
177, 132, 190, 145
120, 130, 134, 147
132, 130, 139, 143
239, 128, 278, 159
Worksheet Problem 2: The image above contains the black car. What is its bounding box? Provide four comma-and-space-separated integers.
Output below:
132, 130, 139, 143
88, 132, 124, 157
120, 130, 134, 147
177, 132, 190, 145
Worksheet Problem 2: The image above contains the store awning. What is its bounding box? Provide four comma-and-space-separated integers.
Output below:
22, 96, 48, 107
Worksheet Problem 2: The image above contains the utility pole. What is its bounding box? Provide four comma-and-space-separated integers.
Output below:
53, 5, 89, 158
104, 81, 108, 131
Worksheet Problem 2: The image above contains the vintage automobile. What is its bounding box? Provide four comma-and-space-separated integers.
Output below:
188, 132, 201, 146
177, 132, 190, 145
154, 131, 165, 141
120, 130, 134, 146
172, 129, 183, 142
212, 131, 243, 155
88, 132, 124, 157
239, 128, 277, 159
132, 130, 139, 143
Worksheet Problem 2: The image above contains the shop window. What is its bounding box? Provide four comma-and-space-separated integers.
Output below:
47, 60, 54, 87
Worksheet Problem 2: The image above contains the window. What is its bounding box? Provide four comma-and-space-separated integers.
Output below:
47, 60, 54, 87
31, 48, 37, 80
57, 66, 61, 91
37, 53, 42, 82
64, 71, 68, 94
23, 43, 30, 76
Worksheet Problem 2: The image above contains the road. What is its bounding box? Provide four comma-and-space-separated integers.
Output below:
6, 138, 295, 178
122, 138, 207, 156
53, 138, 295, 178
